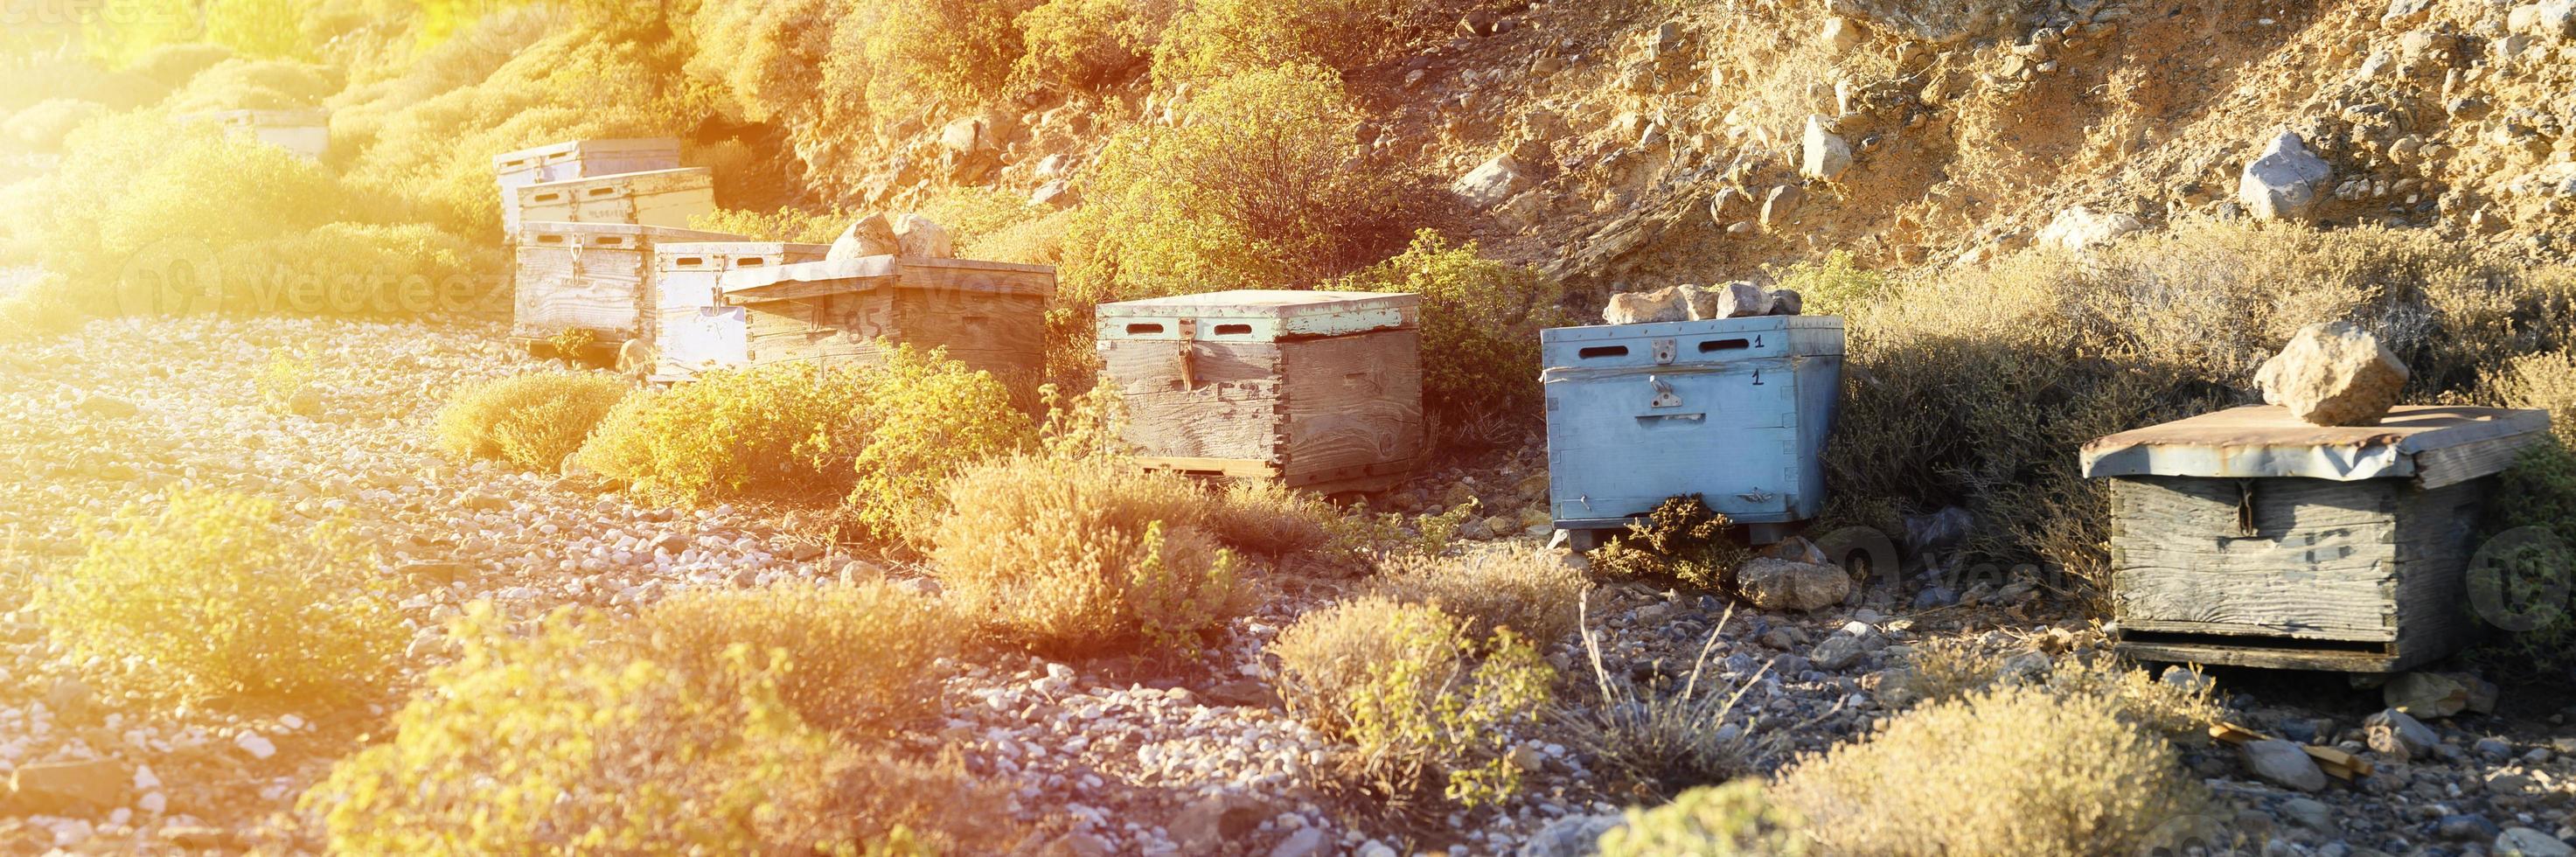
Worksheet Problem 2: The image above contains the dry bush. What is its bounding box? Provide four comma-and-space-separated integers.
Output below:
1016, 0, 1172, 92
435, 370, 632, 471
1587, 495, 1750, 591
1562, 602, 1762, 798
1367, 548, 1591, 644
1896, 638, 2220, 738
1828, 219, 2573, 588
1270, 596, 1554, 808
578, 362, 875, 505
12, 111, 348, 289
0, 275, 87, 344
1695, 0, 1903, 154
1598, 780, 1807, 857
639, 580, 961, 735
843, 347, 1038, 545
1060, 63, 1408, 308
690, 206, 861, 244
3, 99, 108, 152
2486, 348, 2576, 447
213, 221, 498, 315
162, 57, 342, 112
1326, 230, 1569, 432
1153, 0, 1468, 83
1201, 480, 1340, 557
129, 43, 238, 89
929, 455, 1250, 655
914, 186, 1051, 246
306, 604, 1013, 854
1771, 685, 2206, 856
32, 489, 404, 709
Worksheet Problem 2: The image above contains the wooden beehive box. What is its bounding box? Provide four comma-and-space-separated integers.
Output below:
511, 221, 742, 348
2081, 405, 2552, 672
1541, 316, 1844, 545
650, 240, 831, 382
182, 108, 330, 160
714, 255, 1055, 399
1095, 290, 1425, 493
492, 138, 682, 235
512, 167, 714, 233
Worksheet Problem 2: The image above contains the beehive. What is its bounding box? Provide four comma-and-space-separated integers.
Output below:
511, 221, 741, 348
2082, 405, 2551, 672
714, 255, 1055, 399
1095, 290, 1425, 493
512, 167, 714, 233
491, 138, 682, 234
1541, 316, 1844, 545
650, 240, 832, 382
181, 108, 330, 160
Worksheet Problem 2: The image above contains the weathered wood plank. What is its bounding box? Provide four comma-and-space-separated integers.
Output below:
1278, 330, 1424, 481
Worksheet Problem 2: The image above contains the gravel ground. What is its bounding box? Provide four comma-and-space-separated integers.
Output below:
0, 314, 2570, 856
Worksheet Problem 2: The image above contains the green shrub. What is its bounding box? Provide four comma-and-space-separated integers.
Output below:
1016, 0, 1169, 91
1154, 0, 1466, 83
914, 186, 1050, 247
855, 0, 1026, 122
214, 221, 498, 316
1598, 781, 1806, 857
435, 370, 633, 471
1327, 229, 1566, 428
1587, 495, 1749, 591
578, 362, 874, 505
1269, 596, 1553, 808
162, 57, 341, 112
929, 455, 1249, 655
2470, 442, 2576, 674
1563, 605, 1762, 799
307, 604, 1005, 854
16, 111, 348, 290
1060, 63, 1406, 308
32, 489, 405, 709
1769, 248, 1888, 317
639, 580, 962, 734
3, 99, 109, 152
1366, 548, 1591, 644
129, 43, 238, 89
690, 206, 861, 244
843, 347, 1038, 544
1770, 685, 2205, 856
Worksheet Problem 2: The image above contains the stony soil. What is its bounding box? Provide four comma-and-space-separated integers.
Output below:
0, 314, 2568, 855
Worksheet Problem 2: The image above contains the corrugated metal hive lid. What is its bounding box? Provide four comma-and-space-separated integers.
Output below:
2080, 405, 2551, 484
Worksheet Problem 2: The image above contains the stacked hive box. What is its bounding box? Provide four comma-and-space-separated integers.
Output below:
1541, 315, 1845, 545
651, 240, 832, 381
492, 138, 683, 235
713, 255, 1056, 400
2081, 405, 2551, 672
512, 168, 714, 233
1094, 290, 1425, 493
180, 108, 330, 160
509, 221, 741, 354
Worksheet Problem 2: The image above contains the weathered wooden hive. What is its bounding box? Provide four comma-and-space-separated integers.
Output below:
491, 138, 682, 234
650, 240, 831, 382
2081, 405, 2552, 672
511, 221, 741, 350
1540, 316, 1844, 545
182, 108, 330, 160
714, 255, 1055, 399
512, 167, 714, 233
1094, 290, 1424, 493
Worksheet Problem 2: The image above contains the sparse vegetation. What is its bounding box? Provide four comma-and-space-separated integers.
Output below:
1770, 685, 2207, 856
33, 489, 405, 709
577, 361, 874, 505
1563, 602, 1763, 798
1270, 596, 1554, 809
1597, 780, 1806, 857
435, 370, 633, 471
1367, 548, 1590, 644
1327, 230, 1567, 433
1587, 495, 1750, 591
638, 579, 962, 735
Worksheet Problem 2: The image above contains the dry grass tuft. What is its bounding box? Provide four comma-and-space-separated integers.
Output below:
1202, 479, 1340, 557
638, 579, 961, 735
1561, 598, 1765, 799
1771, 684, 2207, 856
1269, 596, 1554, 809
1367, 547, 1591, 645
435, 370, 631, 471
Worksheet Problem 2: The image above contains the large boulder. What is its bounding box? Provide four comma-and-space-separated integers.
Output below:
825, 214, 900, 261
892, 213, 953, 258
1801, 115, 1852, 180
1737, 557, 1852, 611
2254, 321, 2409, 426
1455, 154, 1529, 209
1603, 287, 1688, 324
2239, 131, 2333, 220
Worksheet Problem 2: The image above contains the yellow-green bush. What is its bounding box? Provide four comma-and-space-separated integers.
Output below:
129, 43, 239, 89
690, 206, 861, 244
1598, 781, 1806, 857
1769, 248, 1889, 317
1060, 63, 1406, 308
2471, 442, 2576, 674
914, 186, 1051, 247
214, 221, 498, 316
578, 361, 875, 505
1826, 219, 2575, 586
1327, 229, 1566, 428
162, 57, 342, 112
2488, 348, 2576, 447
639, 580, 961, 734
435, 370, 632, 470
3, 99, 108, 152
15, 111, 349, 290
307, 604, 1006, 854
1896, 638, 2222, 738
1587, 495, 1749, 591
854, 0, 1026, 123
929, 455, 1250, 655
0, 276, 88, 343
967, 207, 1072, 266
844, 348, 1037, 544
1269, 596, 1553, 807
1154, 0, 1466, 83
1366, 548, 1590, 644
32, 489, 405, 709
1770, 685, 2205, 856
1016, 0, 1170, 91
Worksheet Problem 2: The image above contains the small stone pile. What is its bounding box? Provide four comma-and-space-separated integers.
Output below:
1601, 282, 1805, 325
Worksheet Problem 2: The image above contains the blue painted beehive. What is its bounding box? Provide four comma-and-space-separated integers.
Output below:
1542, 315, 1844, 544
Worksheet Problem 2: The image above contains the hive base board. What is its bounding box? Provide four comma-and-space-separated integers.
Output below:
1552, 517, 1799, 547
2113, 629, 2419, 673
1133, 456, 1417, 496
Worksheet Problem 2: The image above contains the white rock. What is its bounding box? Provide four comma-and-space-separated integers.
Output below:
1800, 115, 1852, 180
2238, 131, 2333, 220
2254, 321, 2409, 426
234, 731, 276, 760
2497, 827, 2575, 857
1454, 155, 1529, 209
2240, 739, 2326, 791
893, 214, 953, 259
2036, 205, 2144, 252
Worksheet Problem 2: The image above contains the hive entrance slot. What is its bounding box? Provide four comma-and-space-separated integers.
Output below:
1126, 323, 1166, 335
1699, 338, 1751, 352
1214, 324, 1253, 335
1577, 345, 1629, 359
